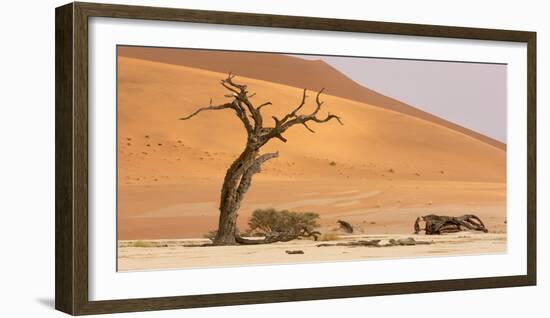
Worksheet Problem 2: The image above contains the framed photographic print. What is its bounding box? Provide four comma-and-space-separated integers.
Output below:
55, 2, 537, 315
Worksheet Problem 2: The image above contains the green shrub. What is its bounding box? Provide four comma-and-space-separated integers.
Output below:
247, 208, 320, 235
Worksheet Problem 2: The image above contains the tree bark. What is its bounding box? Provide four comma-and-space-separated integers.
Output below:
213, 148, 257, 245
213, 149, 280, 245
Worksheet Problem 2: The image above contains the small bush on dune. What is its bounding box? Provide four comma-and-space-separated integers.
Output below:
247, 208, 320, 236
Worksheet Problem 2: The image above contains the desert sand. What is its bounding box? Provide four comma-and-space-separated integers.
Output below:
116, 53, 507, 270
118, 232, 506, 271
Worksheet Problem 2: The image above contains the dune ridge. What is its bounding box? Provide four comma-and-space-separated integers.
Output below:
118, 46, 505, 150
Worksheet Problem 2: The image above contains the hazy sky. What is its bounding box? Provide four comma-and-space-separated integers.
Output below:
292, 55, 507, 143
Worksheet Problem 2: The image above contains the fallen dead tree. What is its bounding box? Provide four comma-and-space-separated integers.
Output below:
387, 237, 432, 246
414, 214, 488, 235
236, 227, 321, 244
285, 250, 305, 254
316, 237, 432, 248
317, 239, 381, 248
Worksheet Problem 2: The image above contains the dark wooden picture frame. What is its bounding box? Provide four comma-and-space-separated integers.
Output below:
55, 2, 537, 315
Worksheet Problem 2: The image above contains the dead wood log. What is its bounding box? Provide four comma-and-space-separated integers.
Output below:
386, 238, 432, 246
316, 240, 381, 247
337, 219, 354, 233
285, 250, 305, 254
317, 237, 432, 248
414, 214, 488, 235
235, 227, 321, 245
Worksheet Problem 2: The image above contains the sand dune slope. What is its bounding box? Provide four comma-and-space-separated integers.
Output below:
117, 57, 506, 240
118, 46, 505, 150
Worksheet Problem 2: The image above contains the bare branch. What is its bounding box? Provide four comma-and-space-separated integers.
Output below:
279, 88, 308, 124
311, 113, 344, 125
220, 81, 240, 95
314, 88, 325, 111
180, 100, 254, 134
257, 101, 272, 110
274, 134, 288, 143
220, 73, 267, 131
253, 152, 279, 169
179, 103, 234, 121
272, 116, 281, 127
291, 88, 308, 113
234, 108, 254, 133
240, 98, 262, 130
262, 88, 342, 144
302, 122, 315, 133
224, 73, 247, 91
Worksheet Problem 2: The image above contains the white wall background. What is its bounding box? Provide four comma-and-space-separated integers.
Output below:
0, 0, 547, 317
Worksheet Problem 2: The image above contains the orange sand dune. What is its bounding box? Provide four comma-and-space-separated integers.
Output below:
117, 56, 506, 240
118, 46, 505, 150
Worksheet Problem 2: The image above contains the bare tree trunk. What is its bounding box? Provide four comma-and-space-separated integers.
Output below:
213, 148, 280, 245
214, 148, 257, 245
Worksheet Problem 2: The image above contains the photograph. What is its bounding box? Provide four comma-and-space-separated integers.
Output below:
47, 1, 538, 316
116, 46, 508, 271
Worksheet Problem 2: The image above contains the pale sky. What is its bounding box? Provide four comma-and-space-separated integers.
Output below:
292, 54, 507, 143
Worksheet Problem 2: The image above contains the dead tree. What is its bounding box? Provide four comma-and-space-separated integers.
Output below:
414, 214, 488, 235
180, 74, 343, 245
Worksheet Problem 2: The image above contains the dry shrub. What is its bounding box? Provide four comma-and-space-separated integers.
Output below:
319, 232, 340, 241
247, 208, 320, 236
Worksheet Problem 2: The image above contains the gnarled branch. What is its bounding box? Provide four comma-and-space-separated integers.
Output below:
277, 88, 308, 124
179, 102, 234, 121
264, 89, 343, 144
181, 74, 342, 146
